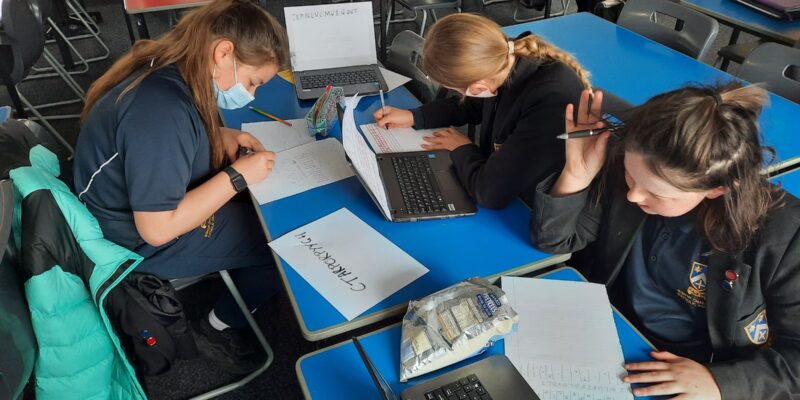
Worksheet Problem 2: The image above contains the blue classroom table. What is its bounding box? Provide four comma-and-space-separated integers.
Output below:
774, 169, 800, 197
681, 0, 800, 45
297, 267, 656, 400
222, 78, 569, 341
505, 13, 800, 173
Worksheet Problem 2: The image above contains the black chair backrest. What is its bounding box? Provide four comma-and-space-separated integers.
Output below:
0, 179, 36, 400
617, 0, 719, 59
739, 42, 800, 104
0, 0, 46, 84
385, 30, 443, 103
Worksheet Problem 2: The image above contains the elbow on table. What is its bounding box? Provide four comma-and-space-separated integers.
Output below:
529, 230, 575, 255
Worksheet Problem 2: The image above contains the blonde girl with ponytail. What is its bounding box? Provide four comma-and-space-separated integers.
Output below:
74, 0, 289, 374
375, 13, 590, 209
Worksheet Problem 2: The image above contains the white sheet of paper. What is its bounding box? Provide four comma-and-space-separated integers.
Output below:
269, 208, 429, 320
342, 95, 392, 219
379, 67, 412, 92
502, 276, 632, 400
241, 119, 314, 154
249, 138, 354, 205
360, 123, 435, 153
285, 3, 377, 72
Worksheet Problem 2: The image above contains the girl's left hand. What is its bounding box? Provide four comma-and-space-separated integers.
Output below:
422, 127, 471, 151
624, 351, 722, 400
221, 127, 267, 161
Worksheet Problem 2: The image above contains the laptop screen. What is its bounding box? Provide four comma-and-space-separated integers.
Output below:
284, 2, 378, 72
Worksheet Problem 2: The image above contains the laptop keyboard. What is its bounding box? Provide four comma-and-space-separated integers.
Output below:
300, 69, 379, 89
391, 155, 451, 215
425, 374, 492, 400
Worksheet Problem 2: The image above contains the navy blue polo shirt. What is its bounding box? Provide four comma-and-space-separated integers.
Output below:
73, 64, 212, 253
624, 213, 712, 360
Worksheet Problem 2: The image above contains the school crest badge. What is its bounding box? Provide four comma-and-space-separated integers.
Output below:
689, 262, 708, 291
745, 309, 769, 345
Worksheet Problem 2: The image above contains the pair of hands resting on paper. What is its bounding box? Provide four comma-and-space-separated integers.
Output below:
373, 106, 471, 151
553, 91, 722, 399
221, 126, 275, 185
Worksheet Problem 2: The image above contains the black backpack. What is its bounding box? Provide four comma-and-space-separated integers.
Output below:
106, 272, 197, 376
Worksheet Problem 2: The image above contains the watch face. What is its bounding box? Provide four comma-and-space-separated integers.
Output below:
233, 175, 248, 192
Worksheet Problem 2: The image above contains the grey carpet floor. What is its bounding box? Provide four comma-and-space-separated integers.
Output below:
2, 1, 760, 398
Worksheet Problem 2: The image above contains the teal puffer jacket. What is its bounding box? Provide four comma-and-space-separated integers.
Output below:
9, 144, 146, 400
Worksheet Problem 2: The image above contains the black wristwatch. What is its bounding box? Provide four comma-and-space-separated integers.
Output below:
223, 166, 248, 193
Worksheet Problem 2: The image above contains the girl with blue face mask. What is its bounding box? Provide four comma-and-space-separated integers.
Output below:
74, 0, 288, 375
375, 13, 591, 209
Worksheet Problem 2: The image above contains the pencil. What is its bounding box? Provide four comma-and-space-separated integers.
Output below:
379, 89, 386, 117
556, 125, 623, 140
248, 106, 292, 126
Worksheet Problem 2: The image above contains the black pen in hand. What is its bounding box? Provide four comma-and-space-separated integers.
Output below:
556, 125, 623, 140
238, 146, 255, 157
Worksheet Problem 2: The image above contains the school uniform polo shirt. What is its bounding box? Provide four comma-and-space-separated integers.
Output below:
73, 64, 212, 253
624, 213, 712, 361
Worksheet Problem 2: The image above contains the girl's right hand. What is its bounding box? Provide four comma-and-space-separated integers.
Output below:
552, 90, 612, 197
374, 106, 414, 128
231, 151, 276, 185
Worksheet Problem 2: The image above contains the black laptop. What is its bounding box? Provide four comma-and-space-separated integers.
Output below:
284, 2, 388, 100
353, 337, 539, 400
730, 0, 800, 19
339, 105, 476, 222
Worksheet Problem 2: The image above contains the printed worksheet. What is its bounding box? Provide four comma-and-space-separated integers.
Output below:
241, 119, 314, 153
360, 123, 435, 153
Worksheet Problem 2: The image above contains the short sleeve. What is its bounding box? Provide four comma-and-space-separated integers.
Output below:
117, 78, 201, 212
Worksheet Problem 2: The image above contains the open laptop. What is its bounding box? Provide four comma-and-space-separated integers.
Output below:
731, 0, 800, 19
353, 337, 539, 400
338, 104, 476, 222
284, 2, 388, 100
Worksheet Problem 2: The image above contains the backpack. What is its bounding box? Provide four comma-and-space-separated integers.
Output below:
106, 273, 198, 376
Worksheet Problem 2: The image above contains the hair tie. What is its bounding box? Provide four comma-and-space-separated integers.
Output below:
508, 40, 515, 56
711, 91, 723, 105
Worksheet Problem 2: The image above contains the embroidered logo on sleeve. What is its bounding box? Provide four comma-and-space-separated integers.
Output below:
676, 262, 708, 308
745, 309, 769, 345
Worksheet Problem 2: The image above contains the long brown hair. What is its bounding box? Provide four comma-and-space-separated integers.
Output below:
421, 13, 591, 91
81, 0, 288, 169
607, 82, 779, 253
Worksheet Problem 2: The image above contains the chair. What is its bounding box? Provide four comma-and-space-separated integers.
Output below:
27, 0, 111, 80
616, 0, 719, 60
514, 0, 571, 23
385, 30, 443, 103
170, 271, 275, 400
385, 0, 461, 37
738, 42, 800, 104
0, 0, 81, 157
0, 178, 37, 400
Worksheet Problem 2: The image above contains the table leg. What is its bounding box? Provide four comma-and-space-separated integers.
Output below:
136, 13, 151, 40
53, 0, 77, 70
544, 0, 552, 19
124, 9, 136, 44
720, 28, 741, 72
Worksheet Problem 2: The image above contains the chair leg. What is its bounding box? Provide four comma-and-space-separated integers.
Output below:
29, 18, 91, 79
418, 10, 426, 37
189, 270, 274, 400
65, 0, 111, 60
17, 92, 75, 158
6, 84, 27, 119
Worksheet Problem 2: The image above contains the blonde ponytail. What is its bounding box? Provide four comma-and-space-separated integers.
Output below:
512, 36, 592, 90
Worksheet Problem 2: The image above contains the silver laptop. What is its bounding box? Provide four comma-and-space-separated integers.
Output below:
353, 337, 539, 400
284, 2, 388, 100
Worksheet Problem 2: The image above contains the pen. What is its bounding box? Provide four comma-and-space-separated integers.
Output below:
556, 125, 623, 140
248, 106, 292, 127
379, 89, 386, 118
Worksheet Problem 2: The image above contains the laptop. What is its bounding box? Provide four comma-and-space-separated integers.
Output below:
353, 337, 539, 400
284, 2, 388, 100
730, 0, 800, 19
338, 105, 477, 222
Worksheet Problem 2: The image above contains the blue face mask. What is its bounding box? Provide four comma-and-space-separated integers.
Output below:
213, 58, 255, 110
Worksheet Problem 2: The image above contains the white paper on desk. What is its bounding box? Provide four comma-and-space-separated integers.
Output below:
342, 95, 392, 219
269, 208, 429, 320
502, 276, 632, 400
379, 67, 412, 92
241, 119, 313, 153
249, 138, 354, 205
360, 123, 435, 154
